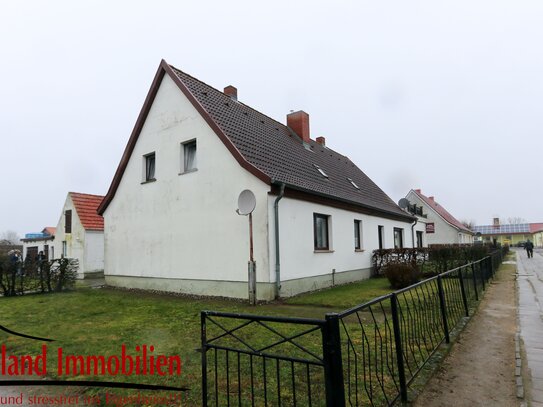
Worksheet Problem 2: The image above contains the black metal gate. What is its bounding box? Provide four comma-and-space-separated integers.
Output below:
201, 251, 503, 406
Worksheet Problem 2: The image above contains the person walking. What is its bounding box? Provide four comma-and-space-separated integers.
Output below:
526, 240, 535, 258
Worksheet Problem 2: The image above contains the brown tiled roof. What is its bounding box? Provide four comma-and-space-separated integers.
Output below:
170, 67, 410, 219
70, 192, 104, 231
530, 223, 543, 233
412, 190, 473, 234
98, 60, 413, 221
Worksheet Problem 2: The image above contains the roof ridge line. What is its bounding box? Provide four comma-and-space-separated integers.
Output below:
168, 64, 294, 136
69, 191, 105, 198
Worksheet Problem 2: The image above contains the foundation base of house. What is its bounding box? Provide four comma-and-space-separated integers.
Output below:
280, 267, 371, 298
104, 267, 371, 301
77, 270, 105, 280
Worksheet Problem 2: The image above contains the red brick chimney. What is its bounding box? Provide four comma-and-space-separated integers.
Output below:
316, 136, 326, 146
415, 189, 421, 193
224, 85, 237, 101
287, 111, 310, 143
429, 196, 435, 202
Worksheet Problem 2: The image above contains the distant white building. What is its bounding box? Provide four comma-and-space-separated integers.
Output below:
20, 227, 56, 260
405, 189, 474, 245
53, 192, 105, 279
98, 60, 423, 300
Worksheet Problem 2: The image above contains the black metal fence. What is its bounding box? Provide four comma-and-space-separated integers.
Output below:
0, 256, 78, 296
201, 249, 505, 406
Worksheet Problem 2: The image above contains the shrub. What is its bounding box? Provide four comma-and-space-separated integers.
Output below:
383, 263, 421, 289
0, 256, 78, 296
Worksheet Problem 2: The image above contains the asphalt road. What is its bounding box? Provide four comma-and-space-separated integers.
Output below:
517, 247, 543, 406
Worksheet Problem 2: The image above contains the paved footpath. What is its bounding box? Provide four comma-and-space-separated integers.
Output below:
518, 248, 543, 406
414, 255, 517, 406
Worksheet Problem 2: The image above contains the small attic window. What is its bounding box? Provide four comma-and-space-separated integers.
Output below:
314, 164, 328, 178
347, 178, 359, 189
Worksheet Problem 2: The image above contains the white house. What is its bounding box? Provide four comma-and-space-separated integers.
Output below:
53, 192, 105, 279
405, 189, 474, 245
98, 60, 421, 300
21, 227, 56, 260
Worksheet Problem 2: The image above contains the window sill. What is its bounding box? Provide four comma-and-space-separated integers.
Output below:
354, 249, 365, 252
141, 179, 156, 184
178, 168, 198, 176
314, 249, 334, 253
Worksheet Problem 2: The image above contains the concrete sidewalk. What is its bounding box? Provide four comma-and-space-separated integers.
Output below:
517, 248, 543, 406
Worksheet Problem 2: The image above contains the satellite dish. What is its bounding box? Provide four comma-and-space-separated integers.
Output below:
237, 190, 256, 215
398, 198, 410, 209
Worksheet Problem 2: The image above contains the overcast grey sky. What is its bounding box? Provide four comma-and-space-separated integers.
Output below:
1, 1, 542, 237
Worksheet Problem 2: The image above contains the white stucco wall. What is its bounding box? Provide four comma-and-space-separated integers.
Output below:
268, 196, 416, 282
84, 231, 104, 273
53, 194, 85, 273
22, 238, 55, 260
103, 74, 270, 285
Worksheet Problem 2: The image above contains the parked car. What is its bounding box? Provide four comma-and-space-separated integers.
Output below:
517, 241, 527, 248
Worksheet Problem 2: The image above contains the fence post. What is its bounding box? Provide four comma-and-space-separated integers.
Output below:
471, 263, 478, 301
490, 255, 495, 278
437, 276, 450, 343
390, 294, 408, 403
480, 260, 486, 291
201, 312, 208, 407
458, 268, 469, 317
323, 313, 346, 407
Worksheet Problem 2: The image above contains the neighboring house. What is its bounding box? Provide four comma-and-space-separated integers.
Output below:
473, 219, 543, 247
98, 59, 420, 300
20, 227, 56, 260
405, 189, 474, 245
53, 192, 105, 279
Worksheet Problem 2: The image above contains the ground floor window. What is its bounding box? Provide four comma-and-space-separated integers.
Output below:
62, 241, 67, 257
314, 213, 330, 250
416, 231, 423, 248
394, 228, 404, 249
378, 225, 384, 249
354, 220, 362, 250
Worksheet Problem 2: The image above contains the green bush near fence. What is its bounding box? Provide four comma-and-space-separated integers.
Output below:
372, 243, 506, 277
0, 254, 78, 296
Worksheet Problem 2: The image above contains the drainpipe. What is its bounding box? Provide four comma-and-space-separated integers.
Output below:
411, 217, 418, 248
274, 182, 286, 299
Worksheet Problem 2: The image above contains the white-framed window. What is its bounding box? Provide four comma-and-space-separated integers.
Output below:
62, 241, 67, 257
143, 152, 156, 182
378, 225, 385, 249
181, 140, 197, 173
394, 228, 404, 249
314, 213, 330, 250
354, 219, 362, 250
416, 231, 424, 248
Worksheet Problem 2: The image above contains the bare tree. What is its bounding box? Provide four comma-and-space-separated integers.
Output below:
1, 230, 20, 245
506, 217, 527, 225
461, 219, 476, 230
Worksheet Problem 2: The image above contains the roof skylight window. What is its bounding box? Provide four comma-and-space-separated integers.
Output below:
314, 164, 328, 178
347, 178, 359, 189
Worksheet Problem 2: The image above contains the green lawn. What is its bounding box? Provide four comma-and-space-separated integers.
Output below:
285, 276, 392, 310
0, 277, 396, 405
0, 265, 495, 406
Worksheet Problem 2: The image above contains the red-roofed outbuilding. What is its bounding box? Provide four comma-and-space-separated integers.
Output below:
53, 192, 105, 279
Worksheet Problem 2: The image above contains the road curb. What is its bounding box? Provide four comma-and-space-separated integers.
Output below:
515, 266, 526, 404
